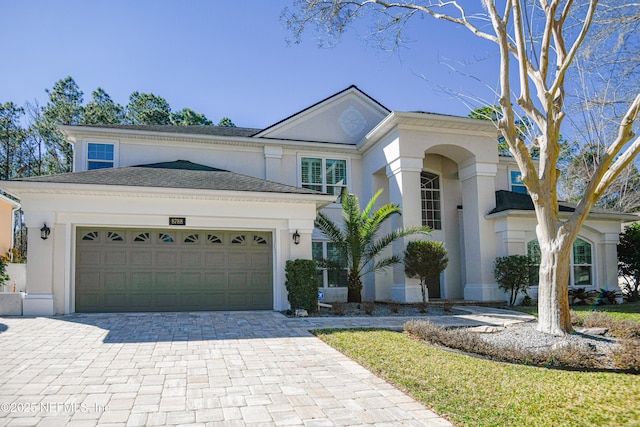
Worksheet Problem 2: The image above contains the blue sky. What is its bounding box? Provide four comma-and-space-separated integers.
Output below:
0, 1, 501, 129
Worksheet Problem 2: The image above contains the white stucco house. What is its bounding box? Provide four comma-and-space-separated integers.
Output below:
0, 193, 20, 258
1, 85, 636, 315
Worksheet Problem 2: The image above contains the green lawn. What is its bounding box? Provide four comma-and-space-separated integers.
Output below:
315, 329, 640, 427
512, 302, 640, 322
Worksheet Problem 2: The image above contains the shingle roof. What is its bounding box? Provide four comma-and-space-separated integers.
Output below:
74, 124, 261, 138
489, 190, 638, 218
14, 160, 326, 195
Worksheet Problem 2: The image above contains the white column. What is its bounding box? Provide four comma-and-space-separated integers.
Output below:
600, 233, 620, 291
386, 156, 424, 302
23, 216, 56, 316
459, 161, 503, 301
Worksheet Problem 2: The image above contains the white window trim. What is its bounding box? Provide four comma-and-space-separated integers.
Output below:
420, 168, 444, 231
297, 154, 350, 204
527, 236, 597, 288
312, 240, 348, 289
85, 140, 119, 171
570, 237, 595, 288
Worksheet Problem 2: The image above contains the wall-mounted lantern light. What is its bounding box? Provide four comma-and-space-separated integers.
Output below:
292, 230, 300, 245
40, 224, 51, 240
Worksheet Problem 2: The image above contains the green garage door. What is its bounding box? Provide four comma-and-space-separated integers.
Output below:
75, 228, 273, 312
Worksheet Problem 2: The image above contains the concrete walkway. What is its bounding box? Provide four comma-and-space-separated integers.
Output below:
0, 308, 533, 427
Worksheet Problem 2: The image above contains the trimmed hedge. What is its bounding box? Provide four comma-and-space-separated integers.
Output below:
285, 259, 318, 312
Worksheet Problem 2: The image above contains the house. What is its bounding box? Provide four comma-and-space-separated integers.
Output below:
1, 86, 636, 315
0, 193, 20, 259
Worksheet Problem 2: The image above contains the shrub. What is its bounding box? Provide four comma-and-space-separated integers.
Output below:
493, 255, 533, 306
442, 300, 453, 313
582, 312, 640, 339
361, 301, 375, 315
332, 302, 346, 316
618, 222, 640, 302
613, 340, 640, 371
404, 240, 448, 305
0, 257, 10, 290
594, 288, 623, 305
285, 259, 318, 313
568, 287, 598, 305
388, 302, 400, 313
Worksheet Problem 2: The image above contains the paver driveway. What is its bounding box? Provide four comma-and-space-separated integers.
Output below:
0, 312, 457, 427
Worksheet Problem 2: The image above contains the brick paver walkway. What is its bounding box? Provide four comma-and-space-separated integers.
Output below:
0, 309, 532, 426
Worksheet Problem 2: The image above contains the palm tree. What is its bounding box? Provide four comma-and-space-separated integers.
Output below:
315, 189, 430, 303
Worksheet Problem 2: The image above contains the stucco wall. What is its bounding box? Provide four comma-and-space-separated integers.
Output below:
0, 198, 16, 256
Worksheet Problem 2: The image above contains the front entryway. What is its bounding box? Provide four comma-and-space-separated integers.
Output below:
75, 228, 273, 312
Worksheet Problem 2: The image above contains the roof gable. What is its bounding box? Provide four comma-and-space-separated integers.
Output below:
255, 85, 390, 144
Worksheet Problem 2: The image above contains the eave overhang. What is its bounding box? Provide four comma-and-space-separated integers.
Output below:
59, 125, 360, 155
1, 181, 337, 210
485, 209, 640, 222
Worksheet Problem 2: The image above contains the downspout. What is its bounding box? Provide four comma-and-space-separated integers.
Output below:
9, 205, 19, 261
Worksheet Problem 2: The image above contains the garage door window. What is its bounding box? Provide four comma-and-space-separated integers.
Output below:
208, 234, 222, 244
159, 232, 175, 243
82, 231, 99, 241
232, 235, 246, 244
184, 234, 199, 243
134, 233, 150, 242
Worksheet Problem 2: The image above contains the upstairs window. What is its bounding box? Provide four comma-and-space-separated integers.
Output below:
510, 171, 527, 194
421, 172, 442, 230
301, 157, 347, 197
88, 143, 114, 170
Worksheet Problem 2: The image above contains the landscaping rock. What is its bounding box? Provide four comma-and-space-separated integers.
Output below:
295, 309, 308, 317
467, 325, 503, 334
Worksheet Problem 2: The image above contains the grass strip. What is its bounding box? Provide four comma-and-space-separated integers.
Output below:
512, 302, 640, 322
315, 328, 640, 427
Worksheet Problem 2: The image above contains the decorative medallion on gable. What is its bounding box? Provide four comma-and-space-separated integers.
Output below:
338, 106, 367, 137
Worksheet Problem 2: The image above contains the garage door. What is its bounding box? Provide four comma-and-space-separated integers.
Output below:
75, 228, 273, 312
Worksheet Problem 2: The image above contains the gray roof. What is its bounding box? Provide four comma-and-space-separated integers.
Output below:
74, 124, 261, 138
489, 190, 638, 219
14, 160, 326, 195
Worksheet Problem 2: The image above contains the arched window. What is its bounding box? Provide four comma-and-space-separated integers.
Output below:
527, 238, 593, 287
421, 172, 441, 230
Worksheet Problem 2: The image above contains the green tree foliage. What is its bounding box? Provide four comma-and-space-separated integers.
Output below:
403, 240, 449, 305
618, 222, 640, 302
0, 102, 26, 180
0, 256, 10, 289
494, 255, 533, 307
81, 88, 125, 125
126, 92, 171, 125
22, 101, 49, 177
218, 117, 236, 127
1, 76, 236, 179
315, 189, 430, 303
285, 259, 319, 312
170, 108, 213, 126
41, 76, 84, 173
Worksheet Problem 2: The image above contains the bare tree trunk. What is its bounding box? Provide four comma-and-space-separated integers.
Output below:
536, 234, 573, 335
